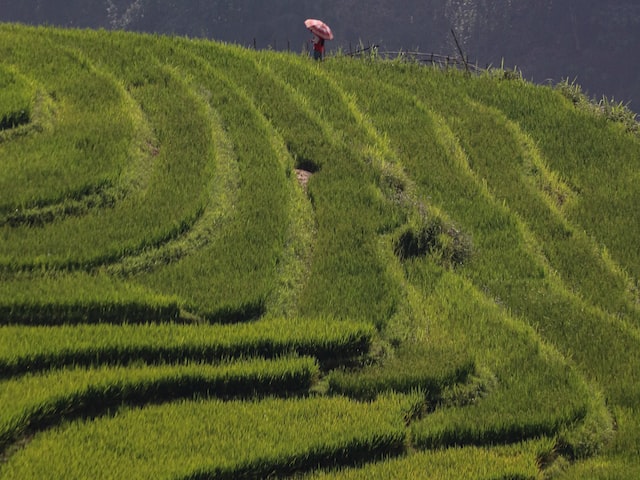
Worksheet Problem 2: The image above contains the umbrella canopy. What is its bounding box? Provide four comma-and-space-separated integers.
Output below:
304, 19, 334, 40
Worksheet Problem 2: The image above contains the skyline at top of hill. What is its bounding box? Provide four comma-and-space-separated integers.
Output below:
2, 1, 640, 110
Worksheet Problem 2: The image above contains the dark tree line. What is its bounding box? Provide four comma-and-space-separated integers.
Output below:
2, 1, 640, 108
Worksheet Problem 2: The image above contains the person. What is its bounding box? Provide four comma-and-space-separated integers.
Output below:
312, 34, 325, 61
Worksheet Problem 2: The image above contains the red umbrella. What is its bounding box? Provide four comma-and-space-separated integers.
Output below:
304, 18, 334, 40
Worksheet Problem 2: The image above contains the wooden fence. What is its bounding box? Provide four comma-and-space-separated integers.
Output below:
249, 32, 483, 74
346, 44, 480, 72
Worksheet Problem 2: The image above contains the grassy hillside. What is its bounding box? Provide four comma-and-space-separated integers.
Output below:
1, 23, 639, 479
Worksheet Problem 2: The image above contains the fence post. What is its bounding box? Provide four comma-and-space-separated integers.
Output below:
450, 28, 470, 74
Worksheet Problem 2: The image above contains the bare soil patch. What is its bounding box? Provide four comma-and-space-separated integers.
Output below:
295, 169, 313, 190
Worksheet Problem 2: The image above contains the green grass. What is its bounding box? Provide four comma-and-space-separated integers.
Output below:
0, 318, 373, 376
327, 342, 476, 401
0, 31, 136, 212
1, 394, 418, 480
0, 272, 179, 325
131, 39, 293, 320
0, 28, 214, 270
1, 23, 640, 479
0, 356, 318, 451
0, 64, 33, 131
305, 440, 548, 479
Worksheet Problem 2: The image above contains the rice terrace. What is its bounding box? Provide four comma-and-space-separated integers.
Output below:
2, 23, 640, 479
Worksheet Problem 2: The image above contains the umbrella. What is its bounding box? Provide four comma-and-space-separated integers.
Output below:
304, 19, 334, 40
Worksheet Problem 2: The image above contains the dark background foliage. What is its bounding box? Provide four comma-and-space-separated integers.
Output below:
3, 1, 640, 109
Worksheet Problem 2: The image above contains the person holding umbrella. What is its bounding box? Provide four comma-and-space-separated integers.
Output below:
305, 19, 333, 61
312, 34, 325, 61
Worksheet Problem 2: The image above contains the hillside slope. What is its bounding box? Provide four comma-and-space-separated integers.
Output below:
1, 24, 639, 479
3, 1, 640, 108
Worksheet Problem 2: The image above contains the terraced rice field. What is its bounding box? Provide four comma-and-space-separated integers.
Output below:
1, 23, 640, 478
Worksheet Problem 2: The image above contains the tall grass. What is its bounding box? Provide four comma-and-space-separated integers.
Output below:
0, 317, 374, 376
306, 440, 548, 479
1, 394, 419, 480
324, 58, 640, 406
131, 39, 292, 320
0, 272, 179, 325
249, 52, 404, 328
321, 58, 611, 462
1, 24, 640, 478
0, 356, 318, 452
0, 64, 33, 131
468, 73, 640, 283
0, 28, 214, 270
0, 30, 135, 212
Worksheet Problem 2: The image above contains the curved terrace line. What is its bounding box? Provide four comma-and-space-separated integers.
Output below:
0, 357, 317, 465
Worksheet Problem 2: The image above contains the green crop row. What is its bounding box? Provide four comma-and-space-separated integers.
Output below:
325, 58, 640, 406
0, 394, 419, 480
467, 72, 640, 284
0, 28, 137, 213
327, 343, 476, 401
394, 66, 639, 326
133, 39, 292, 320
0, 64, 33, 131
314, 56, 610, 460
0, 301, 178, 326
242, 52, 403, 328
0, 356, 318, 452
378, 247, 605, 456
0, 317, 374, 376
1, 24, 639, 476
305, 439, 548, 479
0, 87, 55, 154
557, 457, 640, 480
411, 397, 585, 450
0, 27, 214, 270
0, 272, 179, 325
401, 260, 610, 454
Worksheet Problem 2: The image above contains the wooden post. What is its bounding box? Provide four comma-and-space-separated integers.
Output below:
450, 28, 470, 74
